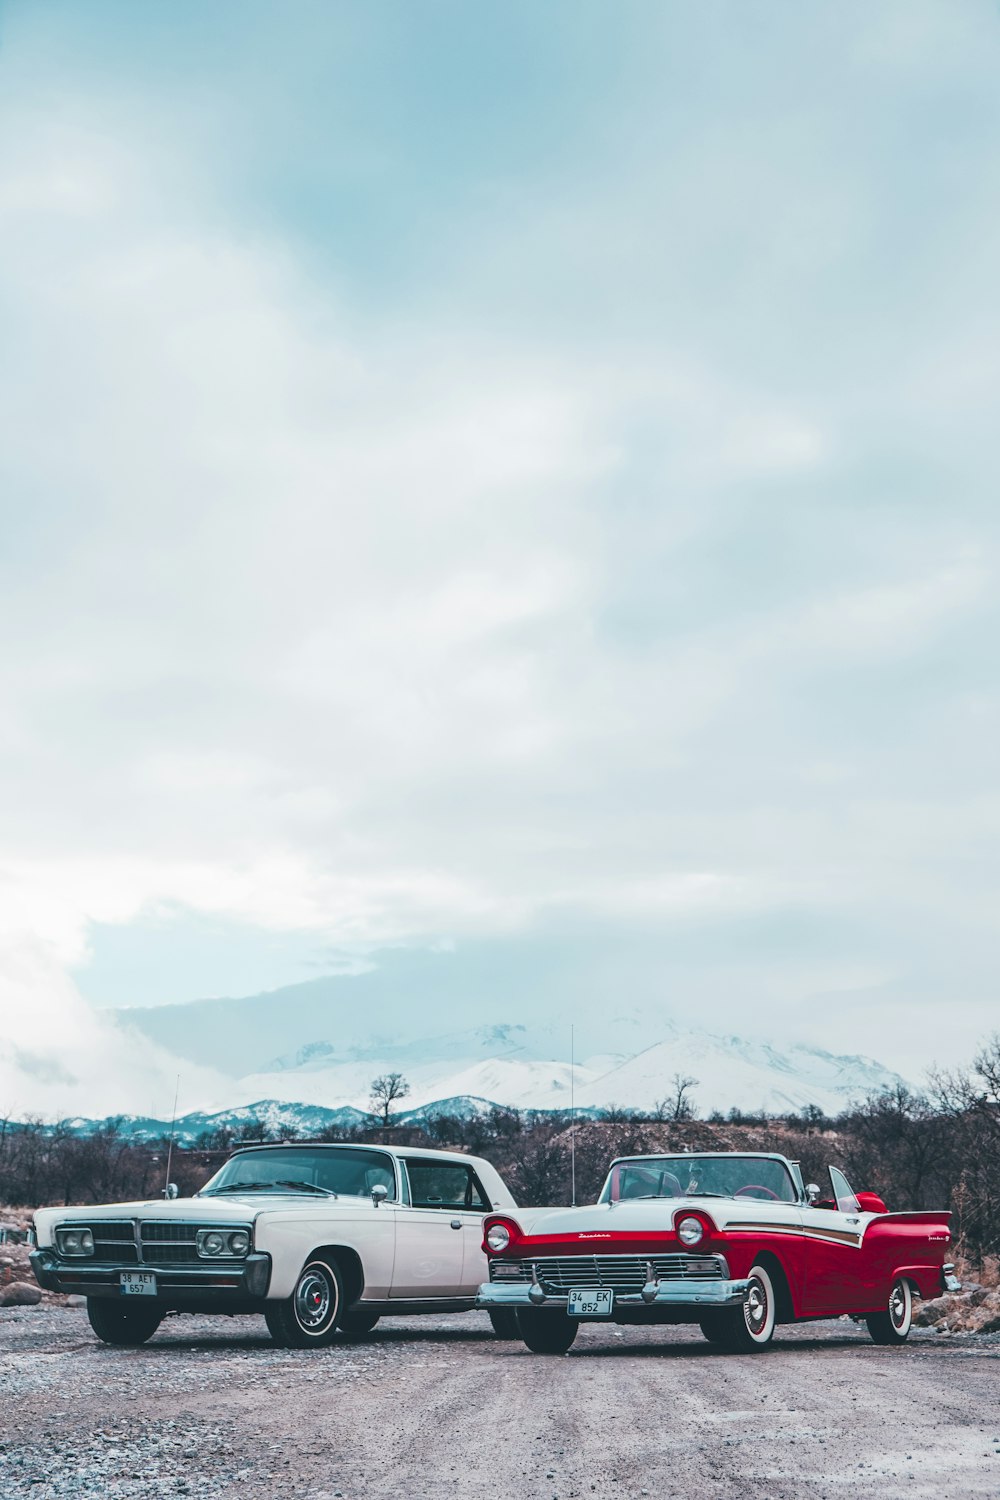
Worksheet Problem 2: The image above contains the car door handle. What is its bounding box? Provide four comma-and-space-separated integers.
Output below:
845, 1216, 860, 1224
450, 1219, 462, 1230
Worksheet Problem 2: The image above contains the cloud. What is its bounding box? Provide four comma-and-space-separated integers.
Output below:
0, 940, 227, 1119
1, 4, 1000, 1113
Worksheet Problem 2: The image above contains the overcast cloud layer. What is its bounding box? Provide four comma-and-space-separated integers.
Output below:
2, 2, 1000, 1116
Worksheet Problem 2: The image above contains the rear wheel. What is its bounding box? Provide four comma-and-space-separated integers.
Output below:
866, 1278, 912, 1345
516, 1308, 578, 1354
265, 1258, 344, 1348
87, 1299, 162, 1347
487, 1308, 520, 1340
338, 1309, 380, 1340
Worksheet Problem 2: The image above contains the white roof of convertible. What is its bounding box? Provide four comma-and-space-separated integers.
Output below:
612, 1151, 794, 1160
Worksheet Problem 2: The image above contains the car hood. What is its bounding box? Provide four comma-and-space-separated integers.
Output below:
505, 1198, 799, 1238
33, 1193, 373, 1235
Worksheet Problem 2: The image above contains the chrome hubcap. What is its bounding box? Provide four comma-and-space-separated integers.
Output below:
890, 1284, 908, 1329
745, 1279, 768, 1335
295, 1269, 332, 1331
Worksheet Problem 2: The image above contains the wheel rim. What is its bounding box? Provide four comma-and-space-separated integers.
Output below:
745, 1276, 770, 1338
294, 1267, 334, 1332
889, 1281, 909, 1332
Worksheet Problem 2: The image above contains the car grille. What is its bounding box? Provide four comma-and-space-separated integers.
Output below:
87, 1221, 140, 1264
56, 1220, 250, 1266
489, 1253, 726, 1290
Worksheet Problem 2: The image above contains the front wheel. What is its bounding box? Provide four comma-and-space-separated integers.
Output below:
515, 1308, 578, 1354
265, 1259, 344, 1348
87, 1299, 162, 1347
866, 1278, 912, 1345
698, 1313, 731, 1345
488, 1308, 520, 1340
716, 1265, 777, 1352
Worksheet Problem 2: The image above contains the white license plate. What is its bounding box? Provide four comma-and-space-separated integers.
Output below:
567, 1287, 613, 1317
120, 1272, 157, 1297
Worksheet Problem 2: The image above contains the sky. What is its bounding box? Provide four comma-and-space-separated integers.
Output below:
2, 1, 1000, 1117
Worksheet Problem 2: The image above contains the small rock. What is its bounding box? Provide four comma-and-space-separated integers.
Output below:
0, 1281, 42, 1307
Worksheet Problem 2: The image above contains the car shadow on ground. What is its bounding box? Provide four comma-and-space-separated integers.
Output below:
136, 1318, 503, 1352
131, 1322, 886, 1356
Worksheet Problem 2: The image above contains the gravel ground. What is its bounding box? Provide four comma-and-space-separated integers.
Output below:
1, 1306, 999, 1499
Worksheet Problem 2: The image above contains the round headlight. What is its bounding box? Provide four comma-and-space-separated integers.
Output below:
227, 1230, 250, 1256
677, 1215, 705, 1246
486, 1224, 511, 1253
199, 1231, 226, 1257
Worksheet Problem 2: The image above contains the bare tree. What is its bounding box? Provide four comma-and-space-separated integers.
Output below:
654, 1073, 699, 1122
369, 1073, 411, 1127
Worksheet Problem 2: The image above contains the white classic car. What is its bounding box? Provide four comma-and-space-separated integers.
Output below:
31, 1141, 520, 1348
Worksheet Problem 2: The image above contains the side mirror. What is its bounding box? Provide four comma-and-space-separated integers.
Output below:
805, 1183, 821, 1204
164, 1183, 179, 1200
371, 1183, 389, 1207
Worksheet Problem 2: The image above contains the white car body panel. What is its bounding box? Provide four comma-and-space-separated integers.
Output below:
32, 1142, 517, 1310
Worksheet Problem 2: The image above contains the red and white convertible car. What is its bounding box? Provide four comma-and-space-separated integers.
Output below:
477, 1151, 957, 1354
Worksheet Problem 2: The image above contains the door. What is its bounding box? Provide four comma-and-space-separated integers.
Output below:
390, 1159, 484, 1299
799, 1166, 866, 1314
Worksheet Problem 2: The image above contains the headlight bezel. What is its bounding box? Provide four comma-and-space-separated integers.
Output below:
486, 1223, 511, 1253
196, 1226, 252, 1258
676, 1214, 706, 1247
55, 1226, 95, 1258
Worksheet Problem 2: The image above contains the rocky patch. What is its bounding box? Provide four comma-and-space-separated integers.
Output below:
913, 1283, 1000, 1336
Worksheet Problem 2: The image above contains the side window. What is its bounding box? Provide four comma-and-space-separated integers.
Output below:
829, 1166, 861, 1214
406, 1161, 484, 1210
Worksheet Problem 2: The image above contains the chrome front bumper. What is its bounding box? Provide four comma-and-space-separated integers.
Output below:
477, 1277, 750, 1311
30, 1250, 272, 1302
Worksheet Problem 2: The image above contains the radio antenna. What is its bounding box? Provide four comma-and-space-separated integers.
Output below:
570, 1024, 577, 1207
163, 1074, 180, 1198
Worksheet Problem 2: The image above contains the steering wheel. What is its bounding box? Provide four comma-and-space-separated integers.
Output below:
735, 1185, 780, 1200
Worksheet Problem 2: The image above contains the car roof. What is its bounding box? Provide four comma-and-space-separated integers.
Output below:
227, 1141, 480, 1165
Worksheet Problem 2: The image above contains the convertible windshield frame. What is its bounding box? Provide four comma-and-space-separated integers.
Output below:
599, 1153, 799, 1205
199, 1145, 400, 1202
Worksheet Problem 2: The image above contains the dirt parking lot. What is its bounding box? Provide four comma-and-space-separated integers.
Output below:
1, 1307, 998, 1499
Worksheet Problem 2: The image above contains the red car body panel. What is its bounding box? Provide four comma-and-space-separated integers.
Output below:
483, 1207, 951, 1321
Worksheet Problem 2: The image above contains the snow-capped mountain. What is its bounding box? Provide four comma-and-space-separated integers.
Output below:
220, 1020, 906, 1119
53, 1094, 510, 1146
115, 969, 909, 1121
50, 1026, 907, 1141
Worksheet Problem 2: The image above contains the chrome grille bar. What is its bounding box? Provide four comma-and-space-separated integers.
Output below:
490, 1253, 727, 1288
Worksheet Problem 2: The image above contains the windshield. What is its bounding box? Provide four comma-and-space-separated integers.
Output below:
600, 1155, 797, 1204
200, 1147, 397, 1200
